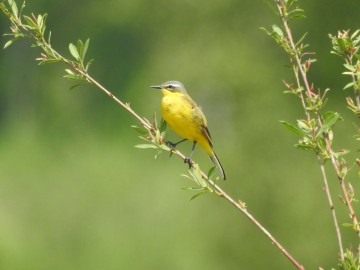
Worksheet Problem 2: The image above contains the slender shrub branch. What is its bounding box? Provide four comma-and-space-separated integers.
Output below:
264, 0, 360, 266
276, 1, 360, 240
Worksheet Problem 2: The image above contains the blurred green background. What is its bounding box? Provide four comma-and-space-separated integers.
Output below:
0, 0, 359, 269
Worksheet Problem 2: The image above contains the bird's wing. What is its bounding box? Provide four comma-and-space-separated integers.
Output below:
184, 95, 214, 148
201, 125, 213, 148
194, 107, 213, 147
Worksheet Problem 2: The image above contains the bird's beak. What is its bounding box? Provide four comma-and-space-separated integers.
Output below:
150, 85, 162, 89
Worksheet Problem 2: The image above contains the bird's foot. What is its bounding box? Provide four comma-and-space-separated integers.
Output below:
165, 140, 177, 149
184, 156, 193, 169
165, 141, 176, 158
165, 139, 188, 158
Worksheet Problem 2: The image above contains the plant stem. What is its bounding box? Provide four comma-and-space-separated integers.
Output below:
274, 0, 360, 259
276, 0, 360, 234
317, 156, 344, 260
291, 58, 344, 259
75, 67, 152, 130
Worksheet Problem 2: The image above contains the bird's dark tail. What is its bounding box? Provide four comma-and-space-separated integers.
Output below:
210, 152, 226, 180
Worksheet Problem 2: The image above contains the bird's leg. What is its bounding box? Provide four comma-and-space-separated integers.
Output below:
166, 138, 187, 149
166, 138, 187, 157
184, 141, 197, 168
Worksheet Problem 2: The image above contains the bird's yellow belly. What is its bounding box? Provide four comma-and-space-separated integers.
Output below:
161, 96, 203, 142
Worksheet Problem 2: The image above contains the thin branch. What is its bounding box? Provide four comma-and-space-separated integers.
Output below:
317, 156, 344, 260
276, 0, 360, 247
290, 57, 344, 259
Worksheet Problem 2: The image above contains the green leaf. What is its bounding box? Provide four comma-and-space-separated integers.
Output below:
69, 43, 79, 60
4, 38, 17, 49
351, 29, 360, 39
65, 69, 74, 75
131, 125, 148, 135
342, 223, 356, 228
189, 190, 208, 201
63, 74, 78, 80
47, 31, 52, 44
207, 166, 216, 179
76, 39, 85, 61
259, 27, 271, 36
158, 143, 170, 151
82, 38, 90, 60
85, 59, 94, 72
37, 14, 43, 29
134, 144, 157, 149
160, 119, 167, 133
280, 120, 306, 136
69, 84, 82, 91
37, 58, 60, 65
287, 8, 306, 21
337, 38, 348, 52
344, 81, 355, 90
23, 15, 37, 29
188, 163, 208, 188
8, 0, 18, 18
344, 63, 356, 72
272, 24, 283, 37
316, 112, 340, 138
181, 186, 205, 191
18, 1, 25, 18
295, 143, 315, 151
297, 120, 310, 133
295, 32, 308, 46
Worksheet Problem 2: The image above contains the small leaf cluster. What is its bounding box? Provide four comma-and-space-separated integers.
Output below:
182, 165, 216, 201
330, 30, 360, 60
133, 114, 170, 159
262, 24, 309, 58
330, 30, 360, 117
1, 0, 26, 48
68, 39, 93, 74
336, 249, 360, 270
0, 0, 93, 88
262, 0, 308, 58
280, 111, 345, 162
264, 1, 346, 165
265, 0, 305, 22
278, 0, 305, 21
65, 39, 94, 86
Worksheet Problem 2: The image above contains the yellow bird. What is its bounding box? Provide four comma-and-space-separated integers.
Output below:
150, 81, 226, 180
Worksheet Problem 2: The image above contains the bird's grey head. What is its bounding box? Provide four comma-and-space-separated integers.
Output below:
150, 81, 187, 93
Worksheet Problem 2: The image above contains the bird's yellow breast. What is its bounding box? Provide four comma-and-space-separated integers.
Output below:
161, 90, 212, 154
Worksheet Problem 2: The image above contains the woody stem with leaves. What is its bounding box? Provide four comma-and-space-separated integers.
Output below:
263, 0, 360, 263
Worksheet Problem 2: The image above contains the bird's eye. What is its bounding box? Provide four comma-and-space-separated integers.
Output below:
168, 84, 174, 89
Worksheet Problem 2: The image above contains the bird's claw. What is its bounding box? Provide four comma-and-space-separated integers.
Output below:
165, 141, 177, 149
165, 140, 177, 158
184, 157, 193, 169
